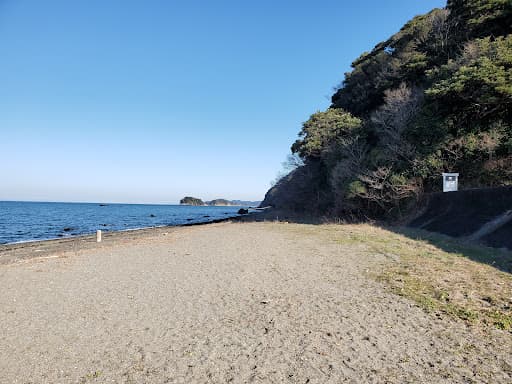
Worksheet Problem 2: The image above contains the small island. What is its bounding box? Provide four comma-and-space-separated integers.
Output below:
206, 199, 232, 206
179, 197, 260, 207
179, 196, 205, 206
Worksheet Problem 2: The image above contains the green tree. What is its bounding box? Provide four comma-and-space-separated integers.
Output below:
447, 0, 512, 40
291, 109, 362, 159
426, 36, 512, 124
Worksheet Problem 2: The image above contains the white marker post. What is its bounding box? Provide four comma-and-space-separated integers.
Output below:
96, 230, 102, 242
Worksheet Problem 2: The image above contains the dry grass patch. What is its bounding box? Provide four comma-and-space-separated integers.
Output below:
275, 222, 512, 331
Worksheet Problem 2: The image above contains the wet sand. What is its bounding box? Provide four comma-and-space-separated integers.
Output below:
0, 221, 510, 383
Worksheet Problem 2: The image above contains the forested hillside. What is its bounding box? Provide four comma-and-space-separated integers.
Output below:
263, 0, 512, 219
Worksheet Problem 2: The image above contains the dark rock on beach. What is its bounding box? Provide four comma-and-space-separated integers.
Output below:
238, 209, 249, 214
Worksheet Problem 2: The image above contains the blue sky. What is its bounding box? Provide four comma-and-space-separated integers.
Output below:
0, 0, 446, 204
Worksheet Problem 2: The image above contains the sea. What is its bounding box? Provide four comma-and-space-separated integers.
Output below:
0, 201, 249, 245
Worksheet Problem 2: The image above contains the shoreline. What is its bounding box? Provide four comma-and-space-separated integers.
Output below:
0, 215, 242, 247
0, 209, 321, 265
0, 201, 258, 249
0, 208, 349, 265
0, 214, 255, 265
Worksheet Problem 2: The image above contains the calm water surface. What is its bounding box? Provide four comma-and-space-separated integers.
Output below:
0, 201, 246, 244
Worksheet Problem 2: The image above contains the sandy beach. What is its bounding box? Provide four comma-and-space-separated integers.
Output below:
0, 221, 511, 383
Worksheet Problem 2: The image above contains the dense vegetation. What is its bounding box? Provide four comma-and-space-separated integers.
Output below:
180, 197, 205, 206
180, 197, 259, 206
207, 199, 232, 206
263, 0, 512, 219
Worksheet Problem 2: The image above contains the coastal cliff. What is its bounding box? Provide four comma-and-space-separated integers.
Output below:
262, 0, 512, 220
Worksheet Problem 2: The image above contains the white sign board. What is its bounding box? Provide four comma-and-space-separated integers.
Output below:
442, 173, 459, 192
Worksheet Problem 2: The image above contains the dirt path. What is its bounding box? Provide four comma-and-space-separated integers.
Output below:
0, 222, 510, 383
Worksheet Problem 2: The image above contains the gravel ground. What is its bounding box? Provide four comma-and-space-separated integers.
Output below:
0, 221, 510, 383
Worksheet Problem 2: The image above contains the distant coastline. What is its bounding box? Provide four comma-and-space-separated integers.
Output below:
179, 196, 260, 207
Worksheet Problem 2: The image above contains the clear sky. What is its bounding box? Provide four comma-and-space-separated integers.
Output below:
0, 0, 446, 204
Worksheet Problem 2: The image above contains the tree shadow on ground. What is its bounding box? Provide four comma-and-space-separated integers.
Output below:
386, 225, 512, 274
235, 209, 325, 225
237, 209, 512, 274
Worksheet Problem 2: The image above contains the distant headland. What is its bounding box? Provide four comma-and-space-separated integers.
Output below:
179, 196, 260, 207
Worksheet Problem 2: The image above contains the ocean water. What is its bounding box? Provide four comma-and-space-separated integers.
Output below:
0, 201, 247, 244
